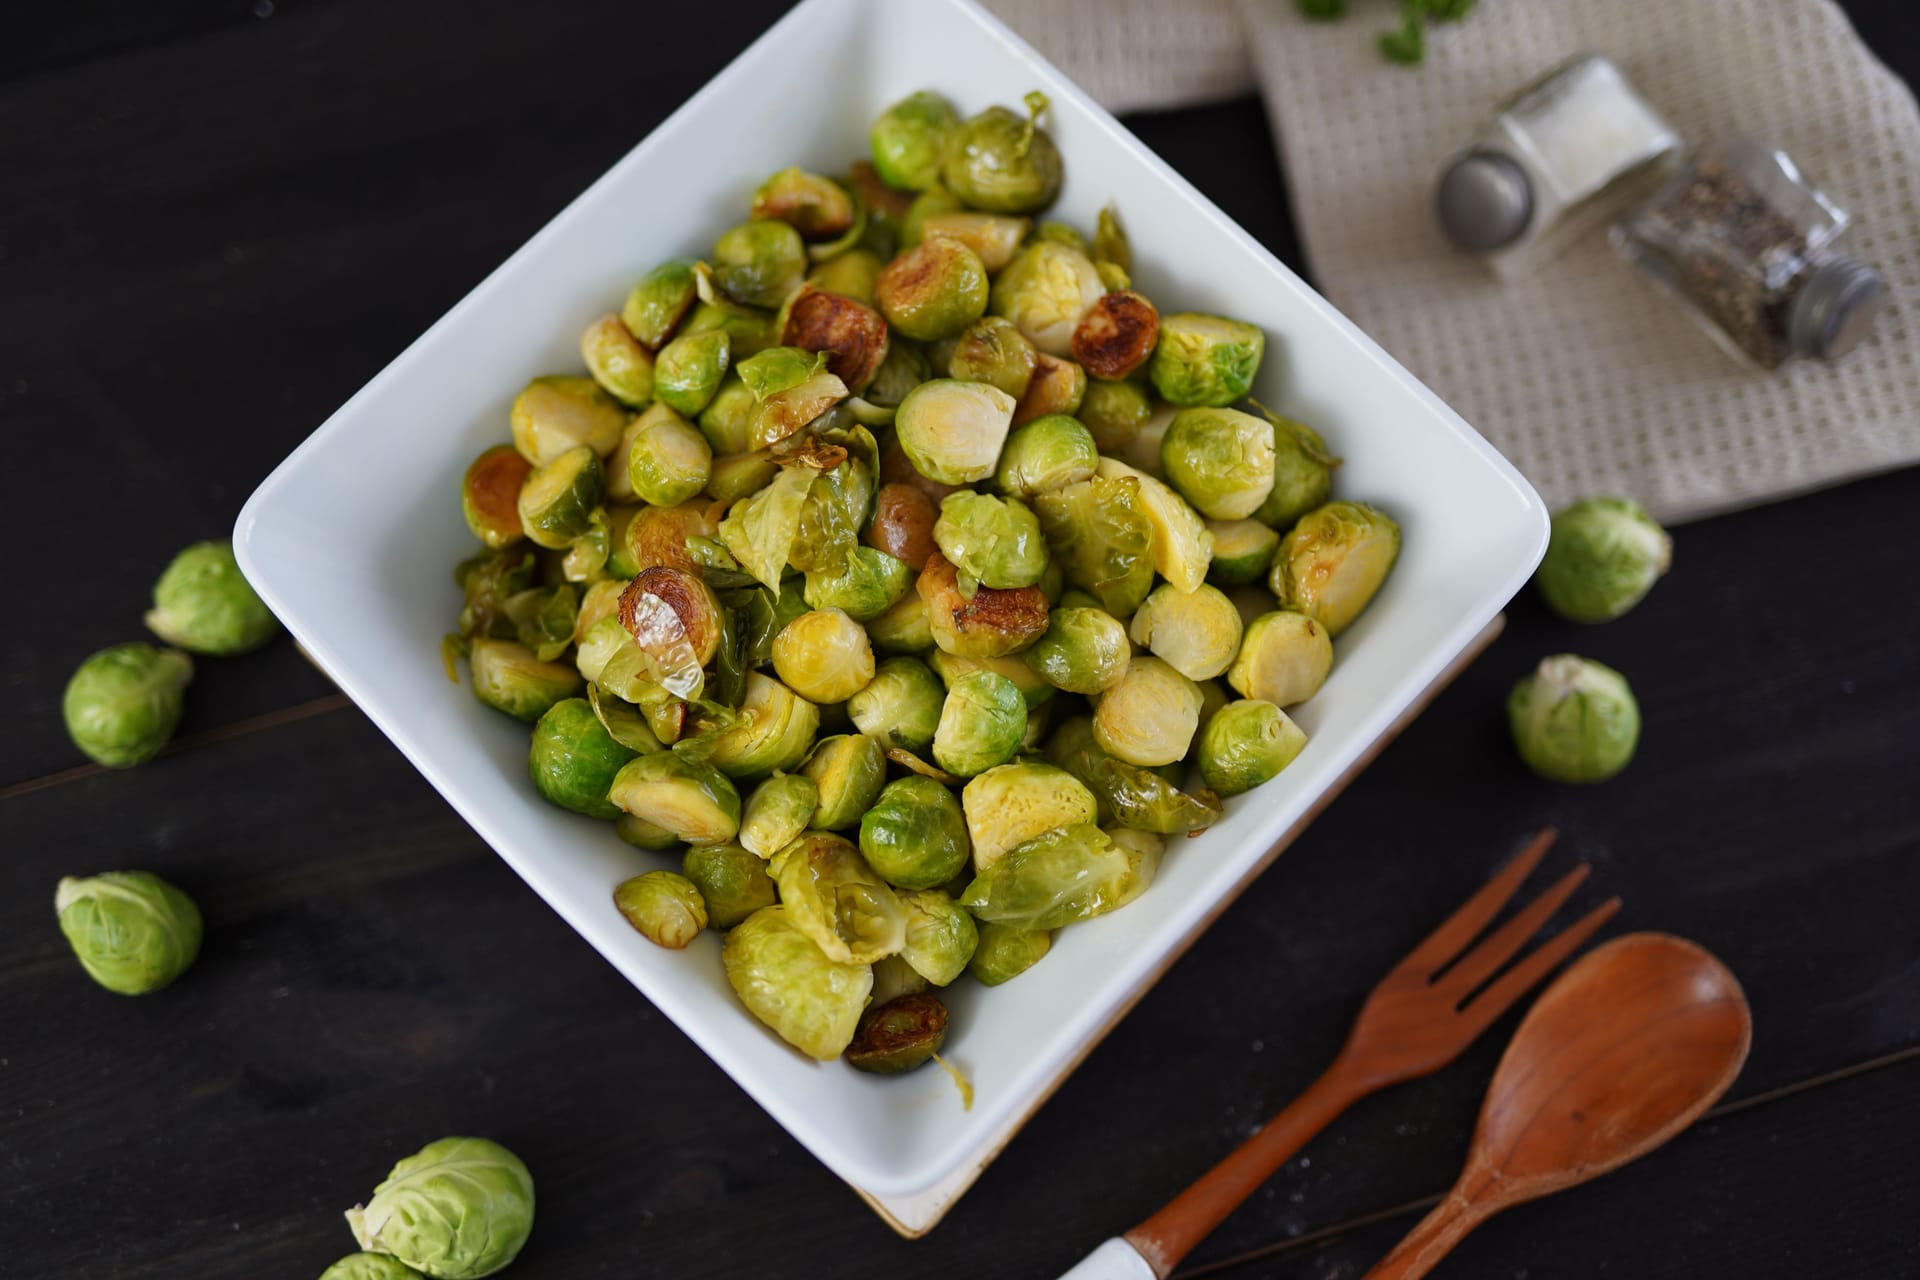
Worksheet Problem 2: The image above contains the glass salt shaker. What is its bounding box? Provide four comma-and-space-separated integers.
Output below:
1436, 54, 1681, 278
1612, 137, 1888, 369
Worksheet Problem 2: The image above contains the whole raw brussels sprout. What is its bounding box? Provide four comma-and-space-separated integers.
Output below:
876, 238, 990, 342
516, 445, 605, 550
144, 540, 278, 656
1508, 655, 1640, 783
528, 698, 641, 819
932, 669, 1028, 777
846, 992, 949, 1074
345, 1136, 534, 1279
625, 402, 713, 505
1033, 474, 1155, 616
990, 239, 1104, 357
899, 888, 979, 986
961, 761, 1099, 870
1047, 716, 1222, 835
968, 921, 1052, 986
751, 167, 856, 239
933, 491, 1048, 590
1198, 699, 1308, 796
772, 608, 876, 704
681, 844, 776, 929
859, 775, 972, 890
870, 90, 959, 192
469, 638, 582, 722
996, 413, 1099, 498
510, 375, 626, 465
621, 257, 700, 349
55, 871, 201, 995
894, 378, 1016, 486
961, 823, 1157, 930
614, 869, 709, 948
847, 656, 945, 752
580, 312, 655, 408
607, 751, 741, 845
462, 445, 532, 548
1129, 583, 1245, 682
1093, 656, 1204, 767
1270, 501, 1401, 636
800, 733, 888, 831
1227, 610, 1333, 708
712, 219, 807, 309
1148, 313, 1266, 407
724, 905, 873, 1060
1078, 377, 1154, 451
948, 314, 1038, 400
1024, 607, 1131, 695
653, 328, 732, 417
705, 672, 819, 780
1161, 407, 1276, 520
738, 772, 819, 858
318, 1254, 424, 1280
1536, 497, 1673, 624
768, 831, 908, 963
803, 546, 912, 621
63, 643, 192, 767
1206, 518, 1281, 587
942, 92, 1064, 214
1255, 410, 1341, 528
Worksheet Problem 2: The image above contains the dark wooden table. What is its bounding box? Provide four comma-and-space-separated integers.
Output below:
5, 3, 1917, 1277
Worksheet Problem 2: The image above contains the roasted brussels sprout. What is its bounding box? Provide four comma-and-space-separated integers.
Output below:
463, 446, 532, 549
620, 404, 711, 506
682, 843, 777, 929
1148, 312, 1266, 407
894, 378, 1016, 486
622, 257, 700, 348
1078, 376, 1154, 451
1024, 607, 1130, 695
712, 219, 807, 309
859, 775, 972, 890
918, 552, 1050, 658
707, 451, 780, 504
619, 566, 722, 696
528, 697, 641, 819
1093, 656, 1204, 767
1129, 583, 1244, 681
870, 90, 958, 191
1508, 655, 1640, 783
614, 869, 709, 948
1206, 518, 1281, 587
470, 637, 582, 721
706, 672, 819, 779
752, 167, 856, 239
846, 992, 949, 1074
55, 871, 201, 995
865, 483, 940, 572
623, 498, 720, 577
694, 375, 758, 456
1012, 352, 1087, 426
968, 921, 1052, 985
1255, 409, 1341, 528
62, 643, 192, 768
996, 414, 1099, 498
780, 287, 890, 392
806, 248, 885, 307
847, 656, 945, 752
511, 374, 627, 465
1536, 497, 1672, 624
876, 238, 990, 342
769, 831, 908, 963
948, 314, 1039, 402
869, 952, 929, 1004
653, 328, 731, 417
804, 546, 912, 621
942, 92, 1063, 214
1198, 699, 1307, 795
900, 184, 965, 248
1121, 400, 1176, 476
1033, 473, 1156, 616
682, 298, 779, 360
140, 540, 277, 657
867, 591, 935, 655
961, 761, 1099, 870
1094, 457, 1213, 592
580, 312, 656, 407
990, 239, 1104, 357
608, 751, 741, 845
932, 669, 1028, 777
865, 341, 931, 412
724, 905, 873, 1059
933, 491, 1048, 590
791, 453, 875, 572
961, 823, 1155, 929
716, 465, 811, 590
739, 772, 819, 858
772, 608, 876, 704
1270, 501, 1401, 636
800, 733, 887, 831
318, 1254, 424, 1280
616, 813, 681, 855
344, 1137, 534, 1280
899, 889, 979, 985
1161, 407, 1276, 520
1071, 289, 1160, 381
929, 650, 1053, 709
517, 445, 606, 550
1227, 610, 1332, 708
920, 211, 1031, 273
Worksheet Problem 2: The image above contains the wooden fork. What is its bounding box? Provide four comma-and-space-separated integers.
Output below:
1061, 829, 1622, 1280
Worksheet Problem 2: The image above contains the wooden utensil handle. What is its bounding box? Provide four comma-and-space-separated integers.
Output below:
1123, 1065, 1368, 1278
1359, 1193, 1489, 1280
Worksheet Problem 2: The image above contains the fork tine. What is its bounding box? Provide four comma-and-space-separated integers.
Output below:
1457, 895, 1623, 1034
1394, 828, 1558, 979
1435, 863, 1591, 999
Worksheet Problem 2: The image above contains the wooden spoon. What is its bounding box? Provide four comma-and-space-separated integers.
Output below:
1362, 932, 1752, 1279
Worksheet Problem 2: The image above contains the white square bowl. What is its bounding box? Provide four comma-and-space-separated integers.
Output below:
234, 0, 1546, 1199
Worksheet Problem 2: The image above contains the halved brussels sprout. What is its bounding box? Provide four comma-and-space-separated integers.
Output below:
870, 90, 958, 192
1536, 497, 1672, 624
920, 212, 1031, 272
804, 546, 911, 622
608, 751, 741, 845
653, 329, 731, 418
847, 656, 944, 752
470, 637, 582, 721
682, 298, 779, 360
867, 591, 934, 655
932, 491, 1047, 590
1033, 474, 1156, 617
724, 905, 872, 1060
706, 673, 820, 780
806, 248, 885, 307
990, 239, 1104, 357
932, 669, 1027, 777
1047, 716, 1221, 835
614, 869, 708, 949
738, 772, 819, 858
1024, 607, 1131, 695
580, 313, 656, 408
859, 775, 972, 890
1197, 699, 1307, 796
621, 404, 711, 506
846, 993, 949, 1074
1227, 610, 1332, 708
1122, 400, 1177, 477
864, 483, 939, 572
1149, 313, 1266, 407
751, 372, 851, 451
1271, 501, 1401, 636
894, 378, 1016, 486
969, 921, 1052, 985
865, 341, 931, 411
1129, 583, 1244, 681
682, 843, 777, 929
56, 871, 201, 995
615, 566, 721, 700
1256, 409, 1341, 529
948, 315, 1038, 401
1508, 654, 1640, 784
752, 167, 856, 239
517, 445, 606, 550
779, 287, 890, 393
1093, 457, 1213, 592
961, 823, 1153, 930
769, 831, 908, 963
1161, 407, 1277, 520
621, 499, 718, 577
558, 509, 611, 584
622, 258, 700, 349
712, 219, 807, 309
1071, 290, 1159, 382
706, 452, 779, 505
1207, 518, 1281, 587
574, 577, 628, 644
942, 92, 1063, 214
1012, 352, 1086, 427
1093, 656, 1204, 767
996, 413, 1098, 498
695, 374, 758, 457
899, 889, 979, 986
511, 375, 628, 465
961, 761, 1099, 871
615, 812, 682, 852
462, 445, 532, 549
1078, 376, 1154, 451
928, 650, 1053, 710
528, 697, 640, 819
771, 608, 875, 704
876, 238, 990, 342
800, 733, 887, 831
918, 553, 1050, 658
900, 184, 964, 248
869, 952, 930, 1007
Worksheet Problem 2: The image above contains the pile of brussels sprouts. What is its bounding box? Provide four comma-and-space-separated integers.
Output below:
446, 87, 1406, 1070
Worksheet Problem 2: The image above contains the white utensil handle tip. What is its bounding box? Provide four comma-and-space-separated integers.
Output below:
1059, 1237, 1158, 1280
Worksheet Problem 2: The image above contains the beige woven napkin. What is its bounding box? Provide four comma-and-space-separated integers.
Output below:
983, 0, 1920, 522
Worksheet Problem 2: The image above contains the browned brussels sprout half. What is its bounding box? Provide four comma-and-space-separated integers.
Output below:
845, 993, 950, 1074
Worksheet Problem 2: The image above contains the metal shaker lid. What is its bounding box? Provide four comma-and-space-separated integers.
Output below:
1789, 258, 1887, 361
1436, 151, 1534, 253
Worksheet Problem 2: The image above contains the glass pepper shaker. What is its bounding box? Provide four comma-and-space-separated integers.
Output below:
1437, 54, 1681, 277
1612, 137, 1888, 369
